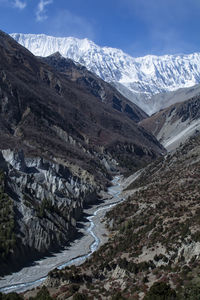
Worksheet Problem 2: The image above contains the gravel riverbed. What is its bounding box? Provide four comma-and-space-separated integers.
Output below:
0, 175, 124, 294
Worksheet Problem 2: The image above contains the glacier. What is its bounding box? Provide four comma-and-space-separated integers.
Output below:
10, 33, 200, 115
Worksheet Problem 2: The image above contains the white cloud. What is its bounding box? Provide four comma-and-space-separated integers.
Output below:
45, 10, 95, 40
13, 0, 26, 10
0, 0, 26, 9
36, 0, 53, 22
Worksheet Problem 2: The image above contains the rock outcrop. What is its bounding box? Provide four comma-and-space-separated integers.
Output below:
0, 149, 102, 275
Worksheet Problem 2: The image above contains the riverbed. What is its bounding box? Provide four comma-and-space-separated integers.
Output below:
0, 175, 124, 294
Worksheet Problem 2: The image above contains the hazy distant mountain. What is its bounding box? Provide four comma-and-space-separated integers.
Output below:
11, 33, 200, 115
148, 82, 200, 115
140, 94, 200, 151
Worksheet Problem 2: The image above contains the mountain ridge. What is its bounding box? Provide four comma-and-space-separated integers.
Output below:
39, 52, 147, 122
11, 33, 200, 114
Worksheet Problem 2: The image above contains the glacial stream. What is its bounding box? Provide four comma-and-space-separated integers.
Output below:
0, 175, 124, 294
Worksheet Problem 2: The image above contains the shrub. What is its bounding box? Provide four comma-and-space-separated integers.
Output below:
183, 285, 200, 300
72, 293, 88, 300
111, 292, 125, 300
31, 286, 53, 300
143, 282, 177, 300
1, 293, 23, 300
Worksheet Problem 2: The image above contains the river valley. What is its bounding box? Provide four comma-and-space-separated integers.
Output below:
0, 175, 124, 294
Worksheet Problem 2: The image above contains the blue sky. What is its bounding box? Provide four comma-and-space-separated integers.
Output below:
0, 0, 200, 57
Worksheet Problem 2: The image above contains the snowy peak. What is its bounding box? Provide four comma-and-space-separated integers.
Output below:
11, 33, 200, 114
11, 33, 97, 60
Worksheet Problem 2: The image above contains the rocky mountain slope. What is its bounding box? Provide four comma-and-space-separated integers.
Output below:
40, 52, 147, 122
148, 82, 200, 115
10, 33, 200, 115
0, 30, 164, 275
28, 132, 200, 299
140, 94, 200, 151
0, 150, 96, 276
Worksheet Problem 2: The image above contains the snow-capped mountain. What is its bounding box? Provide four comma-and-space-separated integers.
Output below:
11, 33, 200, 115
